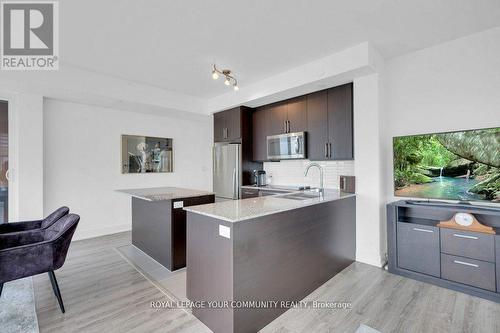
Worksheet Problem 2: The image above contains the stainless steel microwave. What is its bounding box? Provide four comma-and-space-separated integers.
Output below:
267, 132, 306, 160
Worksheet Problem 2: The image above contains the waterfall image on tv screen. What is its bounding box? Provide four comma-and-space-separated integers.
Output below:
393, 127, 500, 203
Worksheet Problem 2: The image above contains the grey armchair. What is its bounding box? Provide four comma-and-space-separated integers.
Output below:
0, 213, 80, 313
0, 206, 70, 234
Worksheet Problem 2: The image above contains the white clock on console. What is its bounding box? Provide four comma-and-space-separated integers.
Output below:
454, 212, 474, 227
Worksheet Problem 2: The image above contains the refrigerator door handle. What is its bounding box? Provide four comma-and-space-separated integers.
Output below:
232, 168, 237, 199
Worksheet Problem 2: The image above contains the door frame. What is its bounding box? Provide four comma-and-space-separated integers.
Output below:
0, 90, 19, 221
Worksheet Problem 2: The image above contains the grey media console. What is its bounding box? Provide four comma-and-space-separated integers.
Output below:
387, 200, 500, 302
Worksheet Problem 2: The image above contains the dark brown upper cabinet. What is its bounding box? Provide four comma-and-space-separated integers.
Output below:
286, 96, 307, 133
307, 83, 353, 161
268, 97, 307, 135
306, 90, 329, 160
268, 102, 287, 135
213, 107, 241, 142
252, 106, 269, 161
327, 83, 353, 160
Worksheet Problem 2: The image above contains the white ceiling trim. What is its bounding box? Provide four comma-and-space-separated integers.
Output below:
205, 42, 384, 114
0, 42, 384, 116
0, 64, 207, 115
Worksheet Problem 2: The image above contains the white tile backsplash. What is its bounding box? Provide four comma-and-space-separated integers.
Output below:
263, 160, 355, 189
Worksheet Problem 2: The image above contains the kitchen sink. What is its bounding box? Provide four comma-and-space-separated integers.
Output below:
280, 189, 322, 200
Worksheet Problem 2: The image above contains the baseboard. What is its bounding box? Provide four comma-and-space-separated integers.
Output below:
355, 254, 383, 268
73, 223, 131, 240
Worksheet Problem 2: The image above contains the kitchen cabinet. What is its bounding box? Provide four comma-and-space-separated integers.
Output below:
252, 106, 269, 161
307, 83, 353, 161
131, 192, 215, 271
306, 90, 329, 160
250, 83, 353, 162
268, 102, 287, 135
268, 97, 306, 135
286, 96, 307, 133
213, 107, 241, 142
327, 83, 353, 160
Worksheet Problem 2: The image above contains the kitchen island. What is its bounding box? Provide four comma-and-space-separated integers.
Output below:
184, 189, 356, 333
118, 187, 214, 271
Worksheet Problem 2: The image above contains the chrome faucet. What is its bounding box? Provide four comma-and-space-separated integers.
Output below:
304, 163, 324, 197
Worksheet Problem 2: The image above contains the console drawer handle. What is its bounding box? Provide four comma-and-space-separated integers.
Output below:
413, 228, 433, 233
453, 234, 478, 240
453, 260, 479, 268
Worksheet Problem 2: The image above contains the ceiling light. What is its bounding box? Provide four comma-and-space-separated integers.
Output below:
212, 64, 239, 91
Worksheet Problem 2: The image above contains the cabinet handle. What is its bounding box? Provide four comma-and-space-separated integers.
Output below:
453, 260, 479, 268
283, 121, 287, 133
287, 121, 290, 133
329, 142, 333, 159
325, 143, 328, 158
413, 228, 433, 233
453, 234, 478, 240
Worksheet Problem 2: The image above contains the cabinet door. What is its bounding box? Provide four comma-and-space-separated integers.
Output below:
225, 107, 241, 141
306, 90, 329, 160
286, 96, 307, 133
268, 102, 287, 135
327, 83, 353, 160
213, 111, 226, 142
252, 106, 269, 161
397, 222, 440, 277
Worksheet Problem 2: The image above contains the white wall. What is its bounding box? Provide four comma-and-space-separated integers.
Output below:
384, 26, 500, 199
380, 26, 500, 257
43, 99, 212, 240
263, 160, 354, 189
353, 74, 385, 267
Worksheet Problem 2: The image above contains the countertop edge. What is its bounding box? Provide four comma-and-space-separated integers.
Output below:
184, 193, 356, 223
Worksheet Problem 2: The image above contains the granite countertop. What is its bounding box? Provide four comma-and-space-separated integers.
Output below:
184, 189, 355, 223
116, 187, 214, 201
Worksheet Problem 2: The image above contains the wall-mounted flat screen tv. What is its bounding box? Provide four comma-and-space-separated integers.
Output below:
393, 127, 499, 203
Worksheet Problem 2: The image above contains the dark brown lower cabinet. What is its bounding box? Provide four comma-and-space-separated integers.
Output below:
132, 194, 215, 271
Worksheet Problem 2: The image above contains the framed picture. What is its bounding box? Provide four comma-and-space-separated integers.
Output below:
121, 135, 173, 173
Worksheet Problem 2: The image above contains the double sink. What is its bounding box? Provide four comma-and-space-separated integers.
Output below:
242, 185, 323, 201
279, 188, 323, 201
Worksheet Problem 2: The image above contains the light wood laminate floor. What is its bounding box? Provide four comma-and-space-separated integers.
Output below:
34, 232, 500, 333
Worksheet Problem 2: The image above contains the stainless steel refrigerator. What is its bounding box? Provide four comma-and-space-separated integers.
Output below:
213, 142, 241, 200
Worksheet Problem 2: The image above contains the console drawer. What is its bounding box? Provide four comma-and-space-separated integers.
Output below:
440, 228, 494, 262
397, 222, 440, 277
441, 254, 496, 292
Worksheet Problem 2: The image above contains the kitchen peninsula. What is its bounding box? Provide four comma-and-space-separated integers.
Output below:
184, 189, 356, 333
118, 187, 214, 271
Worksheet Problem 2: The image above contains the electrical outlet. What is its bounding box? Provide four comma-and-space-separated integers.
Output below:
219, 225, 230, 239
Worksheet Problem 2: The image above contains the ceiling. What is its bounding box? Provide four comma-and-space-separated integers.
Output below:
61, 0, 500, 99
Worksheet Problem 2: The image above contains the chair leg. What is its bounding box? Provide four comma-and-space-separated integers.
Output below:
48, 271, 65, 313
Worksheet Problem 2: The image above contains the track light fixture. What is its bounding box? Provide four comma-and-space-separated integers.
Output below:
212, 64, 239, 91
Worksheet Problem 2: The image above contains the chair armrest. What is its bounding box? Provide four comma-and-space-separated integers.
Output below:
0, 220, 42, 234
0, 240, 53, 283
0, 230, 45, 250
